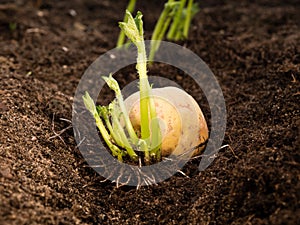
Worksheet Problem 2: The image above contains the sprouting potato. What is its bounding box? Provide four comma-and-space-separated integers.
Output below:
124, 86, 208, 157
84, 11, 209, 165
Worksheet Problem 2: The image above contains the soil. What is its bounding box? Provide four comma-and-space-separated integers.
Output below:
0, 0, 299, 224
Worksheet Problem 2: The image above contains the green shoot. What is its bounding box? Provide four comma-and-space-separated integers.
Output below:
149, 0, 199, 61
116, 0, 137, 48
116, 0, 200, 60
119, 10, 162, 163
102, 74, 139, 144
167, 0, 187, 40
183, 0, 194, 38
84, 11, 165, 164
119, 11, 149, 142
97, 102, 138, 161
173, 1, 199, 40
149, 1, 179, 62
109, 102, 138, 161
97, 105, 120, 145
82, 92, 124, 161
148, 94, 162, 161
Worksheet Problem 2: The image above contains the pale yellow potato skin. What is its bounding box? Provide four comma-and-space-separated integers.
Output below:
124, 87, 208, 158
126, 94, 182, 156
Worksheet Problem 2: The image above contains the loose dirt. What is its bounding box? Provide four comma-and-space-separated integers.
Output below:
0, 0, 299, 224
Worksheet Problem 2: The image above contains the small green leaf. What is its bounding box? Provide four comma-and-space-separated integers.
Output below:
134, 11, 144, 36
118, 10, 143, 44
102, 74, 121, 96
82, 91, 97, 116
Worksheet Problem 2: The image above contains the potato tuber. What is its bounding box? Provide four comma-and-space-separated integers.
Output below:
125, 86, 208, 157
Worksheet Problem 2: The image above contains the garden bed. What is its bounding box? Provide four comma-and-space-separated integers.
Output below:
0, 0, 299, 224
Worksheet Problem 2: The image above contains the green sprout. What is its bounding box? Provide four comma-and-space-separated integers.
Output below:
119, 11, 162, 163
83, 92, 125, 162
116, 0, 137, 48
149, 0, 199, 61
83, 11, 162, 164
166, 0, 187, 40
183, 0, 196, 38
116, 0, 199, 62
102, 74, 139, 144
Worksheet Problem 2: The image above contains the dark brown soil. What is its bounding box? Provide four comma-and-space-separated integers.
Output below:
0, 0, 299, 224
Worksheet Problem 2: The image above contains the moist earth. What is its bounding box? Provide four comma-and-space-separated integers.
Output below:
0, 0, 299, 224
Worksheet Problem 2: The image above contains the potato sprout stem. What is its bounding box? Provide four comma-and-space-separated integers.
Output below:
119, 11, 162, 163
149, 0, 178, 62
102, 74, 139, 144
149, 0, 199, 61
116, 0, 137, 48
183, 0, 194, 38
117, 0, 199, 61
167, 0, 187, 40
83, 92, 124, 161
